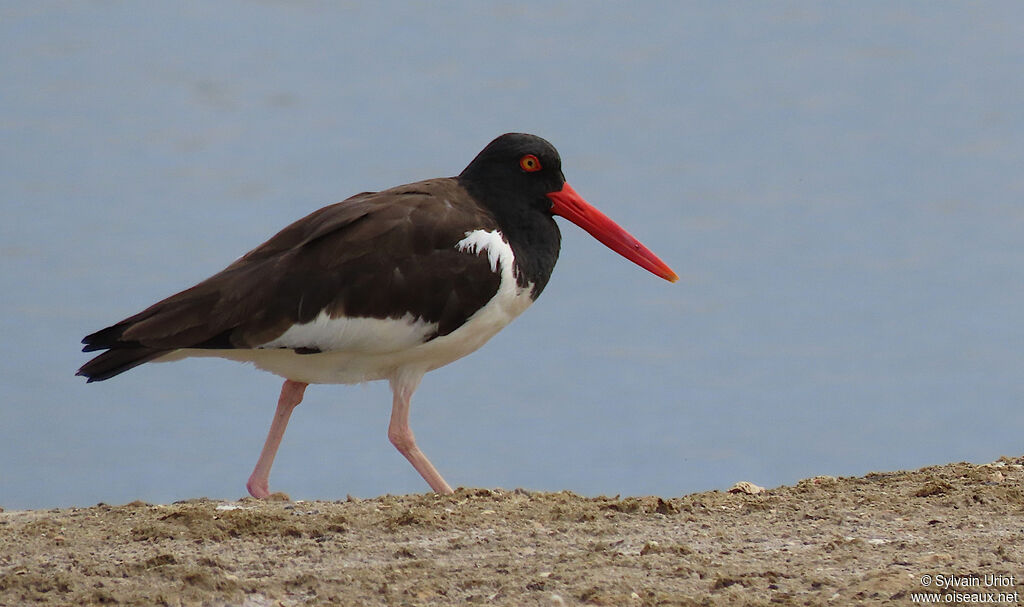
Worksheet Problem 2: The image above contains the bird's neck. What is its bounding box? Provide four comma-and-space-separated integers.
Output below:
458, 178, 562, 298
501, 209, 561, 298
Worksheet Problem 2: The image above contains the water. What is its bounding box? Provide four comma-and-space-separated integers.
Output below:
2, 2, 1022, 509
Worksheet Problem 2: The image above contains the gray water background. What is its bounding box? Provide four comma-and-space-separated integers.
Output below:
2, 2, 1022, 509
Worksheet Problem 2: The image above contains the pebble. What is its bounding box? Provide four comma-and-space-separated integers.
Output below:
728, 481, 766, 495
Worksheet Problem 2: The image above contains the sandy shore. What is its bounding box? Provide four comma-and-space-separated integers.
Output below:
2, 457, 1022, 606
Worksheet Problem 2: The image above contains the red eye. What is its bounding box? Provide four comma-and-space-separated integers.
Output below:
519, 154, 542, 172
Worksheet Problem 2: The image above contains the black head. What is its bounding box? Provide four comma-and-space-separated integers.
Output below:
458, 133, 566, 215
457, 132, 680, 290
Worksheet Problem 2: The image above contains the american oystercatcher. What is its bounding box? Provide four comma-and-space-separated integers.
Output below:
78, 133, 677, 498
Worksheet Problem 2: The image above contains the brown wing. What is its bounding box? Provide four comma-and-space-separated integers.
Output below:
78, 178, 503, 381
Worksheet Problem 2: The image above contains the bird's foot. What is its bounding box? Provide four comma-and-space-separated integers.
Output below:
246, 476, 271, 499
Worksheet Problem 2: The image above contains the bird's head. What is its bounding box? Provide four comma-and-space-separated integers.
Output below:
460, 133, 678, 282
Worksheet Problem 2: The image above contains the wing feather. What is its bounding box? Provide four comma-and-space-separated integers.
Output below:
78, 178, 502, 381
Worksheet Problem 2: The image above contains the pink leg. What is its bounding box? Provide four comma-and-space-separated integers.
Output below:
387, 380, 454, 494
247, 379, 307, 498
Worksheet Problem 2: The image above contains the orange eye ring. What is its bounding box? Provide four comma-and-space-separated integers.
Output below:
519, 154, 542, 172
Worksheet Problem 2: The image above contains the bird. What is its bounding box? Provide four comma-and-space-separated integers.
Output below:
77, 133, 678, 498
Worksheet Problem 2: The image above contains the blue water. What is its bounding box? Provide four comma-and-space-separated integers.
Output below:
2, 3, 1022, 510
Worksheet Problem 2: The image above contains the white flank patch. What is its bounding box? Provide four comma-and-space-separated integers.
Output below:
454, 228, 534, 329
456, 229, 516, 276
259, 311, 439, 355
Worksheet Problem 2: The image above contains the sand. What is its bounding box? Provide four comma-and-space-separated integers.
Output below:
2, 457, 1022, 606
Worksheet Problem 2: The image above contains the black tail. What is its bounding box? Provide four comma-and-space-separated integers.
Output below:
76, 250, 259, 382
77, 291, 234, 382
78, 323, 167, 382
77, 347, 167, 382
